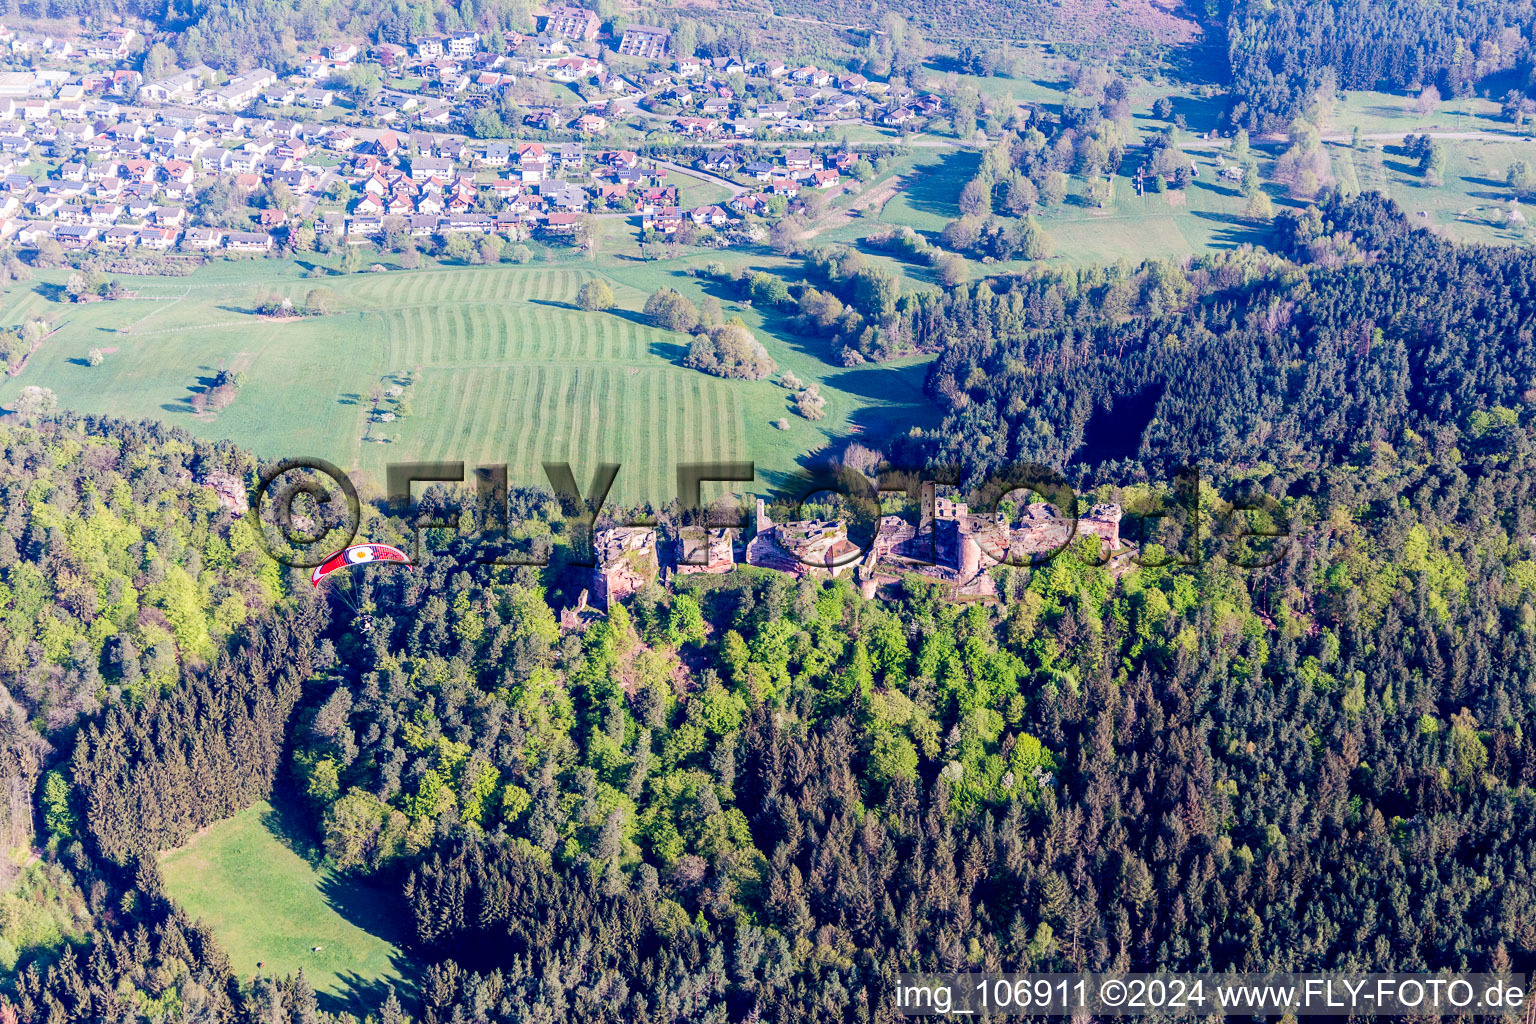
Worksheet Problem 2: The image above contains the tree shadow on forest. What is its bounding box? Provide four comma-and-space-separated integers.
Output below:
1160, 34, 1232, 90
1168, 91, 1228, 136
311, 878, 421, 1018
822, 360, 941, 443
323, 965, 420, 1020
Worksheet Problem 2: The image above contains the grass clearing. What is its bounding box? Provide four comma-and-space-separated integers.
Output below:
825, 128, 1536, 275
1344, 137, 1536, 244
0, 253, 942, 505
847, 145, 1272, 272
9, 107, 1521, 506
159, 800, 411, 1015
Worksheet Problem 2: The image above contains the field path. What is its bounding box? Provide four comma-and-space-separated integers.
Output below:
797, 176, 903, 240
120, 287, 191, 334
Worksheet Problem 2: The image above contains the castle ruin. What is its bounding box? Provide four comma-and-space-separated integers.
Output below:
590, 526, 660, 610
576, 496, 1129, 615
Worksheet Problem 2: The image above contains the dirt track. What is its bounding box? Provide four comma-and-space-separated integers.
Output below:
796, 176, 903, 241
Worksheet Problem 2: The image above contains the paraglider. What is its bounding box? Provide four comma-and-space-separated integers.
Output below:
310, 542, 411, 586
310, 543, 412, 631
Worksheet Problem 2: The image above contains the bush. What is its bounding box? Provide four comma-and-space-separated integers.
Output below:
254, 294, 296, 317
304, 288, 337, 315
13, 385, 57, 421
940, 214, 1050, 260
644, 288, 700, 332
749, 271, 791, 307
793, 385, 827, 420
576, 280, 615, 311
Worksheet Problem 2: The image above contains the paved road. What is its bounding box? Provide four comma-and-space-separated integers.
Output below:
650, 157, 746, 194
1327, 130, 1532, 143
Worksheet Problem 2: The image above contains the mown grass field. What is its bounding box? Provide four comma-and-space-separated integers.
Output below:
159, 801, 410, 1013
0, 251, 940, 505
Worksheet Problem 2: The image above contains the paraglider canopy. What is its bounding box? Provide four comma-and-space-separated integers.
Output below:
310, 543, 411, 587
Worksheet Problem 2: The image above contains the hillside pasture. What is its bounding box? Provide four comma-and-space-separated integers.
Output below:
0, 255, 941, 506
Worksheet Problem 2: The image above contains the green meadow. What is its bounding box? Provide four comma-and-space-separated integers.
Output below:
159, 801, 410, 1014
0, 252, 940, 505
817, 128, 1536, 277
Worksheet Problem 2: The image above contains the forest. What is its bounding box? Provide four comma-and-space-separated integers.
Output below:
1222, 0, 1536, 130
0, 194, 1533, 1023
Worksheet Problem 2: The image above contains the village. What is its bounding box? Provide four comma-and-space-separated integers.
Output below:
564, 495, 1131, 623
0, 13, 955, 256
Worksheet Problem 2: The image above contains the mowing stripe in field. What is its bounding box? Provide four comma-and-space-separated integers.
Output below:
3, 258, 915, 515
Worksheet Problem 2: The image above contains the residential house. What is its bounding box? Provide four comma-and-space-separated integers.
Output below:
211, 68, 278, 110
552, 56, 601, 80
480, 141, 512, 167
642, 206, 682, 234
225, 230, 273, 251
545, 5, 600, 41
55, 224, 98, 248
542, 211, 582, 234
517, 142, 549, 183
139, 65, 214, 104
85, 27, 137, 61
410, 156, 454, 181
137, 225, 177, 248
618, 25, 669, 59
